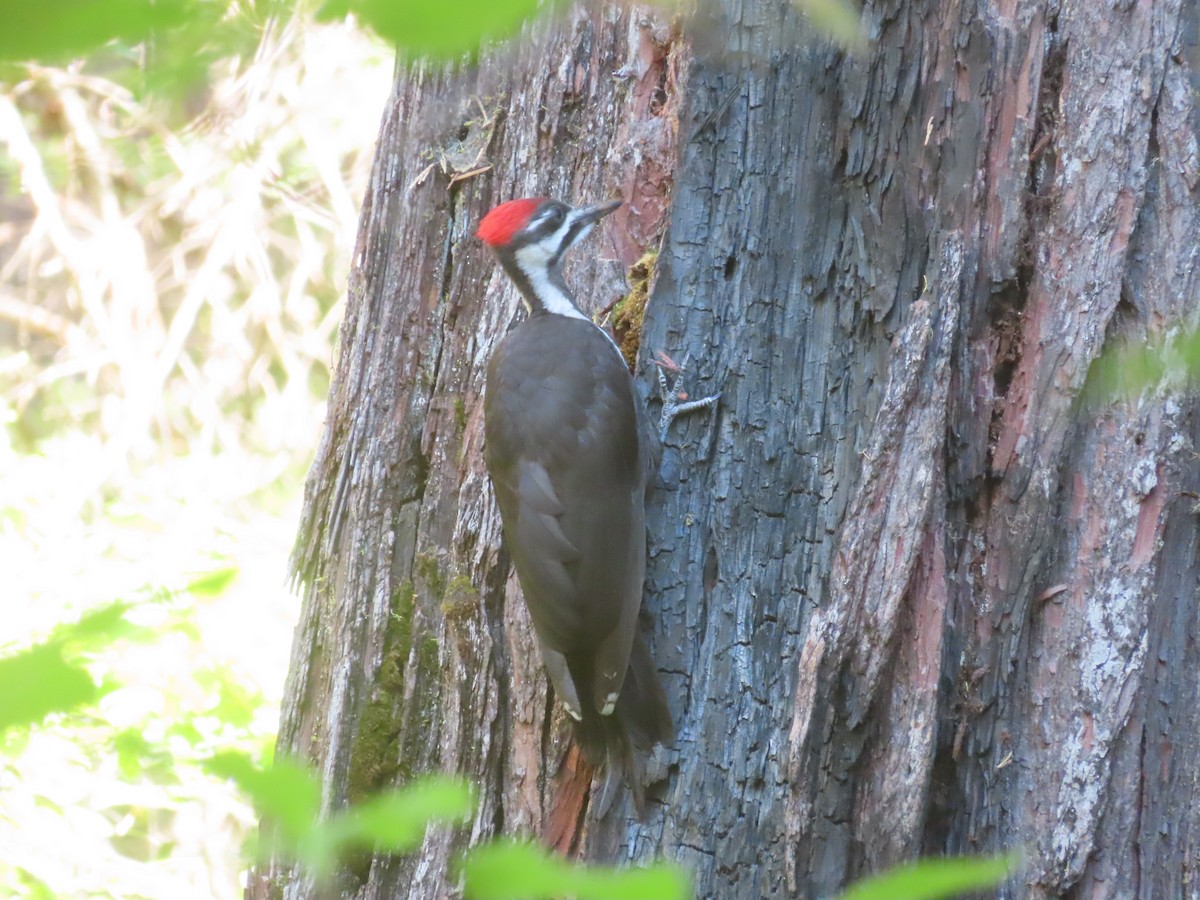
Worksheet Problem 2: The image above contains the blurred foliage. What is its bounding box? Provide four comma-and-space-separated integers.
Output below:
319, 0, 554, 59
795, 0, 866, 52
0, 601, 140, 732
1086, 323, 1200, 404
0, 0, 190, 64
0, 582, 224, 735
0, 573, 276, 897
207, 752, 474, 876
0, 0, 558, 66
0, 0, 390, 895
0, 642, 98, 732
463, 839, 689, 900
836, 854, 1018, 900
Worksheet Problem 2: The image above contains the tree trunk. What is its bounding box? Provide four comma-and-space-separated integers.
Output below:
256, 1, 1200, 897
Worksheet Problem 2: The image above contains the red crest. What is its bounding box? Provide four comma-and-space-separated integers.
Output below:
476, 198, 547, 247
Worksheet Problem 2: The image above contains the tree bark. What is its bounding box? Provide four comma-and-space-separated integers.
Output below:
256, 1, 1200, 897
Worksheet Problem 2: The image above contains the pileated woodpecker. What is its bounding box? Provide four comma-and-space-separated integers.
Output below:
476, 196, 672, 813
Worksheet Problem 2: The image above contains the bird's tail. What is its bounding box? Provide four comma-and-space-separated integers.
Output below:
570, 633, 673, 817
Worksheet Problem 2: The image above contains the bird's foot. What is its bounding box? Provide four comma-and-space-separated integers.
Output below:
653, 350, 721, 441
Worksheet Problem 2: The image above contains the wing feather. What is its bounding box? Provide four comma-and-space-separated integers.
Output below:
484, 317, 647, 697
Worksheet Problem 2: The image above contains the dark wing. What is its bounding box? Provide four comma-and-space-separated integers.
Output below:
484, 318, 646, 711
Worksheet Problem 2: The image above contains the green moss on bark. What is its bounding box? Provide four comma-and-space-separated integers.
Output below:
414, 553, 445, 599
441, 574, 479, 623
346, 563, 454, 807
609, 250, 656, 370
346, 581, 415, 804
399, 634, 443, 774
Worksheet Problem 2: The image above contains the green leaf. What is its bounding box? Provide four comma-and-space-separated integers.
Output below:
53, 601, 142, 652
112, 728, 176, 782
204, 752, 321, 843
322, 0, 553, 59
836, 853, 1019, 900
335, 777, 475, 852
208, 756, 475, 876
41, 600, 160, 659
12, 866, 55, 900
186, 566, 240, 598
208, 669, 261, 730
795, 0, 867, 51
463, 840, 690, 900
0, 643, 97, 732
0, 0, 189, 63
1086, 324, 1200, 403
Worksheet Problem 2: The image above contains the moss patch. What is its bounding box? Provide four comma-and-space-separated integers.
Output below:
345, 559, 455, 808
346, 581, 415, 804
398, 635, 443, 776
414, 553, 445, 600
441, 574, 479, 624
610, 250, 657, 370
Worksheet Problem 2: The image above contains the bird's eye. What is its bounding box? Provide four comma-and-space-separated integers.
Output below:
544, 206, 565, 225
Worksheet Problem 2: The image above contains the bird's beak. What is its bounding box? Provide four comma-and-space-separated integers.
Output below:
572, 199, 623, 226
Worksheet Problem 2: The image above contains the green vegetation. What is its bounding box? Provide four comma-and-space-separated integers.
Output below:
454, 395, 469, 433
1086, 324, 1200, 403
442, 574, 480, 623
0, 606, 1011, 897
463, 840, 689, 900
0, 0, 192, 64
0, 0, 565, 67
0, 602, 133, 732
608, 250, 656, 371
347, 582, 416, 802
415, 552, 447, 599
0, 576, 277, 895
836, 854, 1020, 900
205, 751, 475, 877
1, 2, 390, 894
320, 0, 555, 59
796, 0, 868, 52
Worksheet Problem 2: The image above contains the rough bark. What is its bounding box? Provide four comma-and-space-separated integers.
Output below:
256, 1, 1200, 898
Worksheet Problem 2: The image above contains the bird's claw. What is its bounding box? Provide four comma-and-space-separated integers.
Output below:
655, 350, 720, 441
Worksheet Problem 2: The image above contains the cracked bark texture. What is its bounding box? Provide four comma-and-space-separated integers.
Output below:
255, 0, 1200, 897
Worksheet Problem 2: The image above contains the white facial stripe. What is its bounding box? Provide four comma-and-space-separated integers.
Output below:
531, 216, 575, 260
521, 210, 597, 264
512, 247, 626, 362
566, 221, 595, 252
559, 207, 600, 253
514, 256, 588, 320
517, 263, 626, 363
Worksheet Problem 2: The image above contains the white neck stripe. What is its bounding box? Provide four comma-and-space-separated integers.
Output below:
515, 259, 588, 320
513, 260, 625, 360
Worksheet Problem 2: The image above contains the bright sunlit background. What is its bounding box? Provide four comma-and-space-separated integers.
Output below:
0, 8, 391, 896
